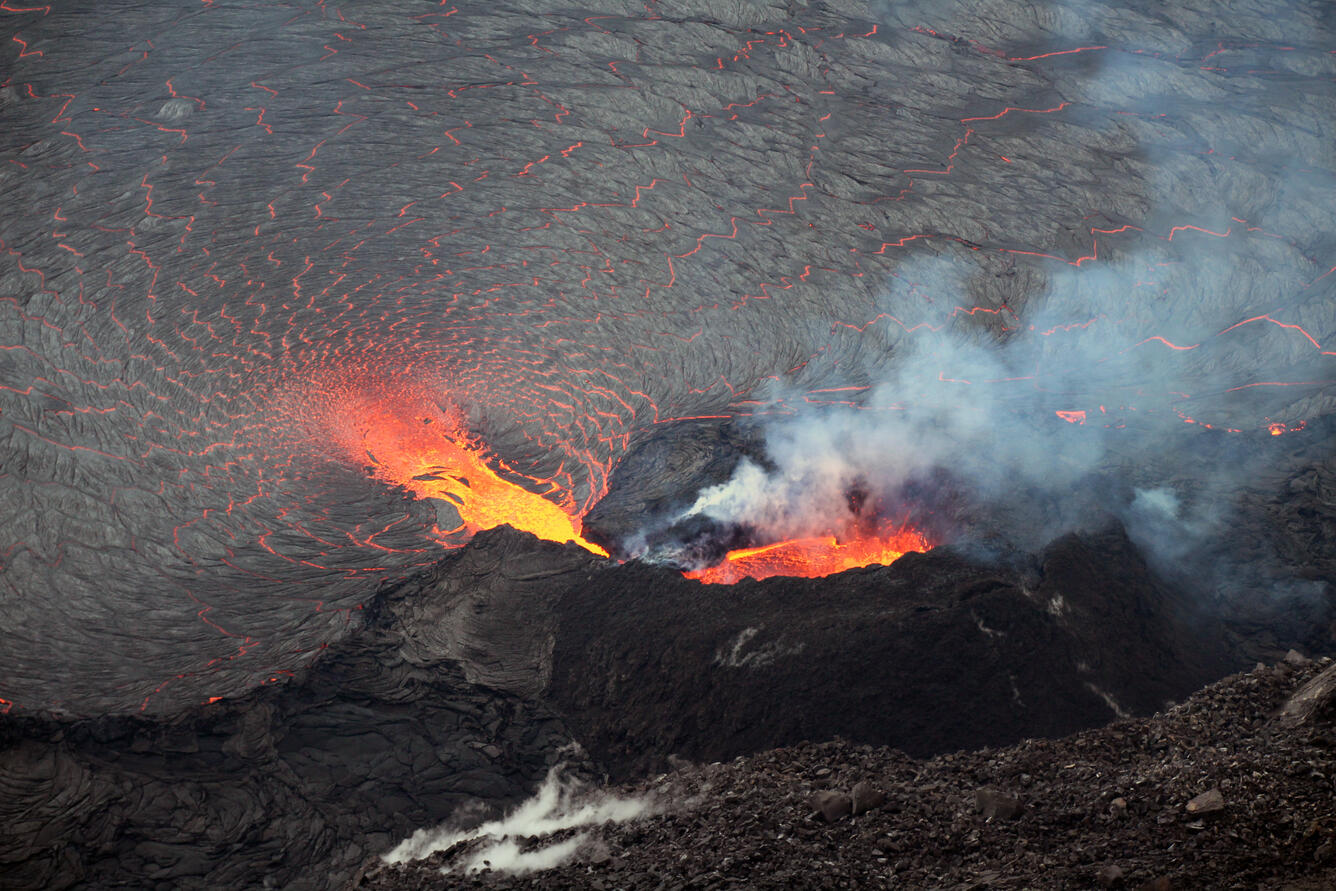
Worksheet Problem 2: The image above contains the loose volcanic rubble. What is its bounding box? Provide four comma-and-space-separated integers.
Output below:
367, 656, 1336, 890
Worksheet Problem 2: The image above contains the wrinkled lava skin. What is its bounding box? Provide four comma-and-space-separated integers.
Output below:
0, 524, 1235, 890
1, 0, 1333, 717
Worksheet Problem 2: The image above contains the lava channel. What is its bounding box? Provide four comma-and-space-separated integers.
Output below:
323, 392, 608, 557
685, 525, 930, 585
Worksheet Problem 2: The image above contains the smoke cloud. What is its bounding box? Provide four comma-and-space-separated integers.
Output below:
383, 765, 654, 874
638, 235, 1329, 583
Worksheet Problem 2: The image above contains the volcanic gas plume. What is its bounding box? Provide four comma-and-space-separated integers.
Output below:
0, 0, 1333, 717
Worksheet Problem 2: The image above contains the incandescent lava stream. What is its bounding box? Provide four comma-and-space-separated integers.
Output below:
684, 526, 931, 585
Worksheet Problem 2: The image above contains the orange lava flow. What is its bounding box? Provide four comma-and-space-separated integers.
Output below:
684, 526, 929, 585
329, 393, 607, 557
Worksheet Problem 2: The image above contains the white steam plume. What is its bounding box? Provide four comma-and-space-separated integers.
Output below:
383, 765, 653, 874
663, 241, 1330, 574
650, 0, 1335, 583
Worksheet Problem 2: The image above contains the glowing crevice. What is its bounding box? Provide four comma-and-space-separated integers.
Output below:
685, 525, 930, 585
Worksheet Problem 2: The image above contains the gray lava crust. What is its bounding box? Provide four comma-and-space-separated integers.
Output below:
0, 523, 1255, 889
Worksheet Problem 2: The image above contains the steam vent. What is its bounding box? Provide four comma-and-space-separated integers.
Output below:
1, 0, 1334, 888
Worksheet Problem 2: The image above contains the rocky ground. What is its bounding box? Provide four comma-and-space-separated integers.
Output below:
366, 654, 1336, 890
3, 522, 1261, 890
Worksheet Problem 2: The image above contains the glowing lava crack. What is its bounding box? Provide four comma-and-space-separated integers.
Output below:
686, 526, 931, 585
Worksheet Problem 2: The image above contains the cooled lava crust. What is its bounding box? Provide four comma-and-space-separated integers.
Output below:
2, 0, 1334, 716
0, 523, 1235, 889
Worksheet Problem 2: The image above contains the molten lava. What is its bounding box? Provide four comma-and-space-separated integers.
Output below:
391, 434, 609, 557
685, 525, 930, 585
319, 387, 607, 557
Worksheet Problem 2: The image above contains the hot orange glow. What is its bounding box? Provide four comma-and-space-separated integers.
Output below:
684, 525, 929, 585
317, 385, 607, 557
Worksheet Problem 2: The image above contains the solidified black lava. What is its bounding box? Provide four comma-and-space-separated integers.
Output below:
397, 524, 1234, 780
1, 523, 1244, 889
0, 572, 585, 891
1, 0, 1333, 715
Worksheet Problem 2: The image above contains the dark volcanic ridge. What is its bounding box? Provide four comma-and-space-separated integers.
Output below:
440, 523, 1236, 778
2, 523, 1328, 890
366, 655, 1336, 891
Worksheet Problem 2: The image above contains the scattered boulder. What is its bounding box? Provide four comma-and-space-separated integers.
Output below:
1098, 863, 1126, 887
851, 781, 887, 816
1185, 788, 1226, 817
1278, 662, 1336, 728
810, 790, 853, 823
975, 789, 1022, 821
